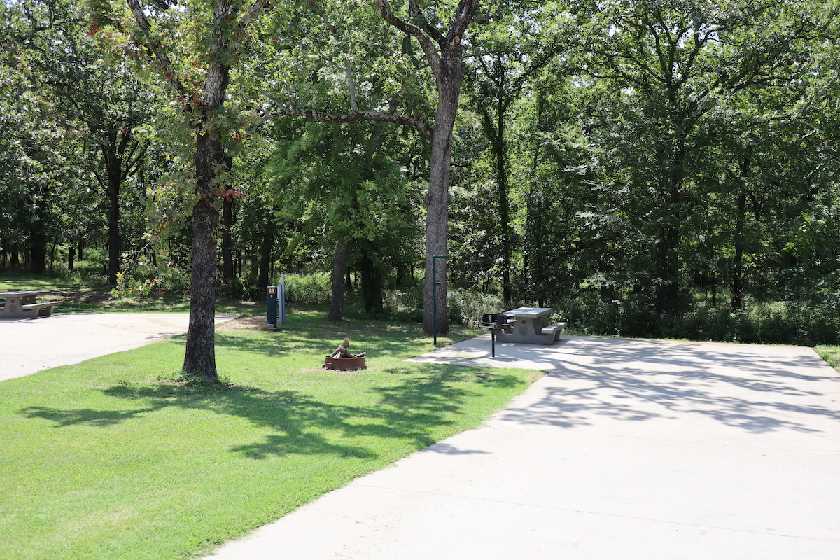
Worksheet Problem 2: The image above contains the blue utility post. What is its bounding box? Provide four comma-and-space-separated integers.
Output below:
266, 286, 278, 328
432, 255, 447, 346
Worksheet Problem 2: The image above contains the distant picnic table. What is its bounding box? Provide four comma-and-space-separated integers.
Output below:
498, 307, 565, 345
0, 290, 57, 319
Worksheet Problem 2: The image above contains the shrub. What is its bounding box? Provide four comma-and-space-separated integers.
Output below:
111, 258, 190, 299
283, 273, 331, 305
382, 287, 502, 327
550, 294, 840, 345
383, 286, 423, 322
447, 289, 503, 328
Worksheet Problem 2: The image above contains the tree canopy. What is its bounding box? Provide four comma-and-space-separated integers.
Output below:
2, 0, 840, 374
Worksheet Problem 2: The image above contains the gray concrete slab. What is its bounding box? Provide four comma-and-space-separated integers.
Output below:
0, 313, 232, 381
207, 335, 840, 559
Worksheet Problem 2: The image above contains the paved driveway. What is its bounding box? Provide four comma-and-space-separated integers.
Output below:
0, 313, 232, 381
207, 335, 840, 559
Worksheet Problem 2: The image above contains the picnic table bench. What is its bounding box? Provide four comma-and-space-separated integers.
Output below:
498, 307, 565, 345
0, 290, 58, 319
481, 307, 565, 357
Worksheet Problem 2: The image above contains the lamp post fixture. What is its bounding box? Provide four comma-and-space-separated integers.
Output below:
432, 255, 448, 346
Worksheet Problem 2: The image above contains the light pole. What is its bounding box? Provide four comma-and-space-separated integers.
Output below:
432, 255, 447, 346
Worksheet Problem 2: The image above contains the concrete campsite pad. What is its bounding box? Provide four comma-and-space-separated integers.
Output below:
0, 313, 233, 381
207, 335, 840, 559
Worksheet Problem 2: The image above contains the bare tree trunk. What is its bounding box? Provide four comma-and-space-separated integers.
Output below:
183, 125, 222, 379
182, 26, 231, 380
360, 249, 384, 314
29, 221, 46, 274
106, 164, 121, 286
655, 220, 680, 315
422, 81, 460, 335
492, 106, 513, 306
221, 155, 235, 283
257, 216, 274, 294
655, 138, 686, 316
730, 184, 747, 311
371, 1, 479, 334
477, 75, 514, 307
329, 240, 348, 321
222, 196, 235, 282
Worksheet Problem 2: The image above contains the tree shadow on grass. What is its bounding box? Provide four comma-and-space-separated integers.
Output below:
20, 365, 523, 461
177, 327, 429, 360
202, 310, 475, 360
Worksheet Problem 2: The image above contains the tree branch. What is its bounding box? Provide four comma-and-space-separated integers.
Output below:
268, 106, 431, 137
445, 0, 477, 46
236, 0, 272, 35
408, 0, 445, 44
125, 0, 189, 102
377, 0, 441, 79
122, 144, 148, 182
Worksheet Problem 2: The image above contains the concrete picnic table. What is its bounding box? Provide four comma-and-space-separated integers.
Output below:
0, 290, 57, 319
496, 307, 564, 345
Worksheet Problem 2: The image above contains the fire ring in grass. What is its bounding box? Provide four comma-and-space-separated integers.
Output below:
323, 355, 367, 371
324, 337, 367, 371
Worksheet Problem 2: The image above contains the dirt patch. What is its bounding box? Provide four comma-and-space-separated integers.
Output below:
218, 315, 271, 331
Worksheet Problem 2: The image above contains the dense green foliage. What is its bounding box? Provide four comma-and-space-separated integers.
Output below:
2, 0, 839, 344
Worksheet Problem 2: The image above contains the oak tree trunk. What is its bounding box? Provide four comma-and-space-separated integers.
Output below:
422, 81, 460, 335
655, 221, 680, 315
360, 250, 384, 314
655, 143, 686, 316
222, 197, 234, 282
182, 90, 230, 378
492, 106, 512, 306
183, 126, 222, 379
106, 162, 121, 286
180, 0, 236, 381
222, 155, 235, 283
329, 240, 348, 321
257, 216, 274, 294
731, 166, 749, 310
29, 221, 46, 274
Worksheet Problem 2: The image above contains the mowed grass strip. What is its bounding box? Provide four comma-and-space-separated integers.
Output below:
815, 345, 840, 372
0, 272, 80, 292
0, 311, 538, 560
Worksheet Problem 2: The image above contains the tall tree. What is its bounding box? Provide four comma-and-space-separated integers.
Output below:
274, 0, 483, 334
8, 0, 151, 284
577, 0, 820, 315
377, 0, 483, 334
466, 2, 565, 304
103, 0, 273, 380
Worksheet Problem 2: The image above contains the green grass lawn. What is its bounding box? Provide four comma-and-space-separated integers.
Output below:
0, 271, 255, 315
0, 272, 82, 292
815, 345, 840, 371
0, 311, 537, 560
54, 297, 258, 316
